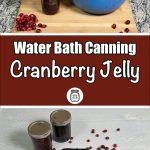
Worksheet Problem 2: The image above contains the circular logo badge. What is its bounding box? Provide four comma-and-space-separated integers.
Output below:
67, 87, 83, 104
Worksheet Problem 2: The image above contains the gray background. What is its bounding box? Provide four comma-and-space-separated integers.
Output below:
0, 0, 150, 33
0, 108, 150, 150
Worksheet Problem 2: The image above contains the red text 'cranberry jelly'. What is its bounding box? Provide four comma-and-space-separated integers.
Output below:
50, 109, 72, 142
28, 121, 52, 150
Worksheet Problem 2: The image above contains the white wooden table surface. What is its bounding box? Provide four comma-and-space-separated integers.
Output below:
0, 108, 150, 150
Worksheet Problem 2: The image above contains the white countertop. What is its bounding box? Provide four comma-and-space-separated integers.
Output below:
0, 108, 150, 150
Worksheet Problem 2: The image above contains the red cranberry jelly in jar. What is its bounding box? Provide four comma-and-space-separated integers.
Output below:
28, 121, 52, 150
41, 0, 60, 15
50, 109, 72, 142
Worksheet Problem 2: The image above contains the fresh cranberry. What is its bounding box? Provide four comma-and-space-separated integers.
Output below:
113, 144, 117, 148
38, 23, 43, 27
105, 147, 109, 150
116, 128, 120, 131
124, 28, 130, 33
105, 136, 110, 140
70, 137, 74, 140
101, 145, 105, 149
16, 18, 20, 22
111, 24, 117, 29
29, 14, 36, 20
102, 129, 108, 133
95, 134, 99, 137
42, 24, 47, 28
35, 29, 42, 33
91, 129, 95, 134
32, 27, 36, 30
15, 24, 19, 28
68, 140, 72, 144
86, 139, 90, 142
27, 27, 32, 31
24, 14, 28, 18
21, 27, 26, 31
125, 20, 131, 25
19, 13, 24, 17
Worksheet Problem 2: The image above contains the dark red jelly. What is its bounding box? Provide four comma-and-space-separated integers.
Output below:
41, 0, 60, 15
50, 109, 72, 142
28, 121, 52, 150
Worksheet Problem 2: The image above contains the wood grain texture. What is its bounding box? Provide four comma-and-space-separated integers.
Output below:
13, 0, 137, 33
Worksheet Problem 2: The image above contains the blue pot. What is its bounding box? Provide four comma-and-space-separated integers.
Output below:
72, 0, 125, 14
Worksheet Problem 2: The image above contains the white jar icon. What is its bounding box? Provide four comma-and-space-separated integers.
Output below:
67, 87, 83, 104
70, 90, 80, 102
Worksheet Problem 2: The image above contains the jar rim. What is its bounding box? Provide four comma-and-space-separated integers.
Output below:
28, 120, 51, 139
50, 109, 72, 126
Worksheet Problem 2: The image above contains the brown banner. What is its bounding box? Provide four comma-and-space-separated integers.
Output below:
0, 35, 149, 105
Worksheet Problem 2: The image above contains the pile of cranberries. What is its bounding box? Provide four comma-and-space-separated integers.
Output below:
15, 13, 47, 33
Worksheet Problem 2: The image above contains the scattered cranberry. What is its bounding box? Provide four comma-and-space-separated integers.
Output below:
35, 29, 42, 33
29, 14, 36, 20
101, 145, 105, 149
32, 26, 36, 30
95, 134, 99, 137
91, 129, 95, 134
21, 27, 26, 31
19, 13, 24, 17
70, 137, 74, 140
124, 28, 130, 33
68, 140, 72, 144
42, 24, 47, 28
113, 144, 117, 148
111, 24, 117, 29
116, 128, 120, 131
27, 27, 32, 31
102, 129, 108, 133
38, 23, 43, 27
97, 147, 101, 150
52, 148, 56, 150
125, 20, 131, 25
105, 147, 109, 150
86, 139, 90, 142
111, 148, 116, 150
89, 146, 92, 149
105, 136, 110, 140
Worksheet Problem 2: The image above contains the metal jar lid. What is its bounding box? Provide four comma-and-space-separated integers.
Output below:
28, 121, 51, 139
50, 109, 72, 126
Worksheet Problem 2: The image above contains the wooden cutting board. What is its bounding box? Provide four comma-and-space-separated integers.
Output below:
13, 0, 137, 33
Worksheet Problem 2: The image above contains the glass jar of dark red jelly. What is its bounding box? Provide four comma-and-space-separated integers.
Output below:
41, 0, 60, 15
50, 109, 72, 142
28, 121, 52, 150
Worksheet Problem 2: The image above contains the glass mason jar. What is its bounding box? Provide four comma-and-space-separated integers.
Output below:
41, 0, 60, 15
50, 109, 72, 142
28, 121, 52, 150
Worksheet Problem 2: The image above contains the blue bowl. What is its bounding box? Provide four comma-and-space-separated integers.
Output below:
72, 0, 125, 14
